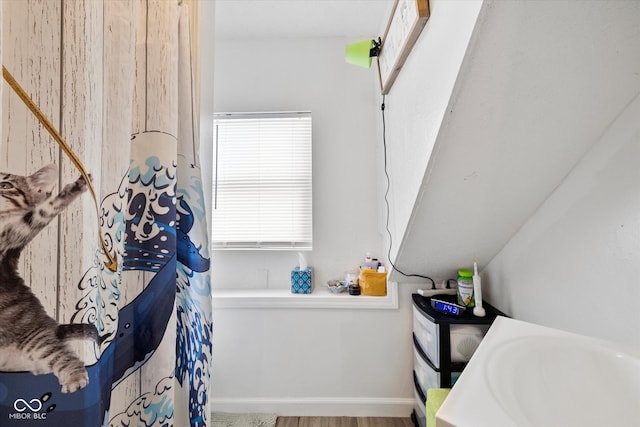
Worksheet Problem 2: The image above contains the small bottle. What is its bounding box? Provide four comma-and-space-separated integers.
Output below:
362, 253, 377, 270
456, 269, 475, 307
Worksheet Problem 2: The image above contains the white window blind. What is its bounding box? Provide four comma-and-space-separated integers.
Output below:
212, 112, 312, 250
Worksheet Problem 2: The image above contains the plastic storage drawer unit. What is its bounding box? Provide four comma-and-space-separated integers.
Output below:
412, 304, 440, 367
412, 294, 496, 369
413, 335, 461, 396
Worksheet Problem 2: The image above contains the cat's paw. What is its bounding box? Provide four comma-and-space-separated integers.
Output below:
60, 370, 89, 394
74, 173, 92, 192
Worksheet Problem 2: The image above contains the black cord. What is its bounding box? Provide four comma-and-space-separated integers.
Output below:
380, 96, 436, 288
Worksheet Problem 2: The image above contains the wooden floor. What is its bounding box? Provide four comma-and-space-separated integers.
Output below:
276, 417, 414, 427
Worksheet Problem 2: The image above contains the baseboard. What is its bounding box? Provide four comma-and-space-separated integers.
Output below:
210, 396, 415, 418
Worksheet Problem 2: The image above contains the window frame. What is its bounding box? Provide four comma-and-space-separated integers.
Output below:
211, 111, 313, 250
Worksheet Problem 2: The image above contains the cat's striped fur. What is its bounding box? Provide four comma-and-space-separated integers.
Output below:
0, 164, 101, 393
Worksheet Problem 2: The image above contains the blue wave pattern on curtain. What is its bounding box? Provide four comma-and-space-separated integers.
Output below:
175, 158, 212, 426
0, 2, 211, 426
174, 3, 213, 425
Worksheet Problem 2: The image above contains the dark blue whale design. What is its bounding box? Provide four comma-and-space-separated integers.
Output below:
176, 196, 210, 273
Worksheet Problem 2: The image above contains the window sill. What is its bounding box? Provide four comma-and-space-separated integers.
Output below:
212, 282, 398, 309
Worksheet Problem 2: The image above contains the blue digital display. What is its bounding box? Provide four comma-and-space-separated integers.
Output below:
432, 299, 463, 316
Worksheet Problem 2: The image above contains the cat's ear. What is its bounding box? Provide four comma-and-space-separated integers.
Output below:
28, 164, 58, 191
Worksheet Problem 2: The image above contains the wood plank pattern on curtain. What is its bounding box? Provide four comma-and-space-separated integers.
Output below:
0, 1, 212, 426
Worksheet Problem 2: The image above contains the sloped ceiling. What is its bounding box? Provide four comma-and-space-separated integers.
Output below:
390, 0, 640, 281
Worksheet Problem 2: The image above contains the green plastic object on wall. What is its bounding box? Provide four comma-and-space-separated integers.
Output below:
345, 39, 375, 68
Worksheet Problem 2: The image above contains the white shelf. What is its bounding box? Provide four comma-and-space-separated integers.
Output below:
212, 282, 398, 309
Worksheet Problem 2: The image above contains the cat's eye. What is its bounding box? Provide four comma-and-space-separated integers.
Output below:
0, 182, 13, 190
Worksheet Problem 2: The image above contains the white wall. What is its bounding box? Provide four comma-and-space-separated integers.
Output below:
383, 0, 640, 281
484, 93, 640, 346
210, 284, 422, 416
212, 37, 383, 288
210, 37, 419, 416
380, 0, 482, 274
208, 0, 495, 415
378, 0, 640, 350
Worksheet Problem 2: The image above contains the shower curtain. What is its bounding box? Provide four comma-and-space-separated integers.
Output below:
0, 1, 212, 426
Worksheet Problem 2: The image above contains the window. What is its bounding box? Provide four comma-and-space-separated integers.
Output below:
212, 112, 312, 250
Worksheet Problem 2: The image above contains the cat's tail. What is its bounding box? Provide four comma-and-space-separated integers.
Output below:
56, 323, 113, 345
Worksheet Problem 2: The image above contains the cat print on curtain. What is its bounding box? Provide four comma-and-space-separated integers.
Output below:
0, 166, 103, 393
0, 134, 211, 426
0, 1, 212, 426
